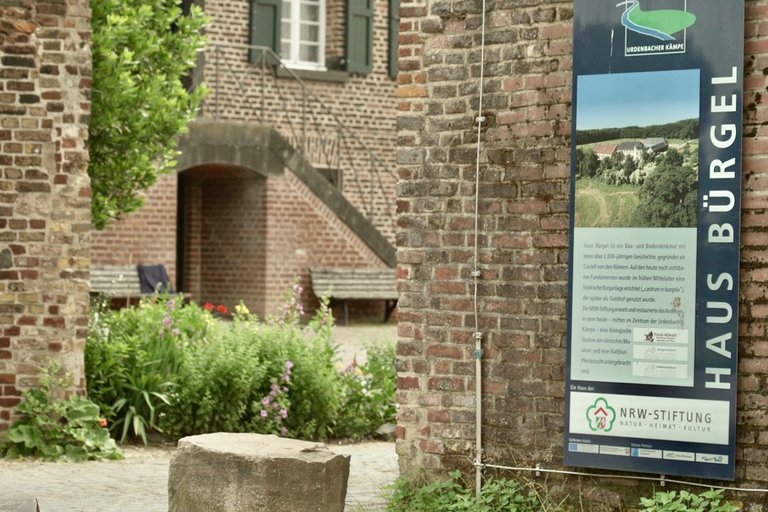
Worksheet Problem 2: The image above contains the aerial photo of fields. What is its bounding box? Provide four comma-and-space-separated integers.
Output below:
574, 69, 700, 228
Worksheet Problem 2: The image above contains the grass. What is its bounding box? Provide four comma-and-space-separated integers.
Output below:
575, 177, 640, 227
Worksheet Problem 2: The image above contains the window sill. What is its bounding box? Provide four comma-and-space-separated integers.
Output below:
276, 67, 349, 83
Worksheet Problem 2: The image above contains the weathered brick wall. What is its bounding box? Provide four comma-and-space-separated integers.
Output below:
739, 1, 768, 489
262, 170, 390, 316
396, 0, 768, 506
0, 0, 92, 431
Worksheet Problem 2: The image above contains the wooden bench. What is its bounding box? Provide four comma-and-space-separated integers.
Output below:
90, 264, 177, 307
309, 267, 397, 324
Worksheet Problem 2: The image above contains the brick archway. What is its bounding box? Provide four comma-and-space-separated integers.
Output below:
177, 165, 269, 316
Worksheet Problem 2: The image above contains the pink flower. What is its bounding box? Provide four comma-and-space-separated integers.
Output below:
260, 410, 268, 418
262, 396, 271, 406
279, 409, 288, 419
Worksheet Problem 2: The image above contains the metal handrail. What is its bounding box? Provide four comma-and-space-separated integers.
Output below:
201, 42, 396, 236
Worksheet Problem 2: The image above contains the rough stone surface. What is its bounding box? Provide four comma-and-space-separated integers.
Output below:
0, 0, 92, 431
168, 433, 350, 512
0, 494, 39, 512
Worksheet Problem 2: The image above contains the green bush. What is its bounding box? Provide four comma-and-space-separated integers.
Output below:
331, 342, 396, 439
640, 489, 740, 512
85, 290, 397, 443
162, 309, 342, 440
158, 321, 269, 437
1, 361, 122, 461
85, 295, 215, 443
387, 471, 542, 512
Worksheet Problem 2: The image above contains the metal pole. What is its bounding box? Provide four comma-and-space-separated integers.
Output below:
368, 148, 375, 219
302, 89, 307, 155
260, 50, 266, 122
214, 45, 220, 120
336, 124, 343, 191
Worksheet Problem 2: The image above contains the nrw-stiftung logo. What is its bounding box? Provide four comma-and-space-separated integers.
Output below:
586, 397, 616, 432
616, 0, 696, 57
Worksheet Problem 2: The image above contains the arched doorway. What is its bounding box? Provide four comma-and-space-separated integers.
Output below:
177, 164, 268, 316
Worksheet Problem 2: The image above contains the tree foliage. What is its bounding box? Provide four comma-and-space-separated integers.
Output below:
576, 148, 600, 177
576, 118, 699, 145
632, 162, 698, 228
89, 0, 208, 229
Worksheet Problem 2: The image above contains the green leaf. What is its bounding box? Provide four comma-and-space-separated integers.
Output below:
90, 0, 209, 229
7, 424, 43, 449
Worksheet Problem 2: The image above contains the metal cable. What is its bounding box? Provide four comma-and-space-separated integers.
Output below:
480, 462, 768, 494
472, 0, 489, 498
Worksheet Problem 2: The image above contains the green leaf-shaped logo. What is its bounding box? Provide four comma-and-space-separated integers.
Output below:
618, 1, 696, 41
586, 397, 616, 432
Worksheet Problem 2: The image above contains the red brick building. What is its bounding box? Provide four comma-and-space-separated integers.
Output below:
395, 0, 768, 508
91, 0, 400, 317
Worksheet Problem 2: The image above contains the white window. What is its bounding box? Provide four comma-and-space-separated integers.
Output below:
280, 0, 325, 70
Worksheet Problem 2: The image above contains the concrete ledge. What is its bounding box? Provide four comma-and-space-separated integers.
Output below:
177, 120, 285, 177
168, 433, 350, 512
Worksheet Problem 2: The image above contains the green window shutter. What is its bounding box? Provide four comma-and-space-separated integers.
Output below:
250, 0, 281, 64
346, 0, 373, 74
388, 0, 399, 79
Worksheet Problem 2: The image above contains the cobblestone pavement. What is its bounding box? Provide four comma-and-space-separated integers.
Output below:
329, 441, 398, 511
332, 324, 397, 366
0, 441, 397, 512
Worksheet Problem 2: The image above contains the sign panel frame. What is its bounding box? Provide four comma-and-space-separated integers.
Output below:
565, 0, 744, 481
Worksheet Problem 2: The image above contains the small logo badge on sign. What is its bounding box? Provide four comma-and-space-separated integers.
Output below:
617, 0, 696, 57
586, 397, 616, 432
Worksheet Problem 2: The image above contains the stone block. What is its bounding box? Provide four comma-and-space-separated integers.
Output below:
168, 433, 350, 512
0, 494, 40, 512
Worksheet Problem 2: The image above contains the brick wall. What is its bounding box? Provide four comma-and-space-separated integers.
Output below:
180, 166, 268, 313
396, 0, 768, 507
90, 173, 178, 283
0, 0, 92, 431
262, 169, 389, 315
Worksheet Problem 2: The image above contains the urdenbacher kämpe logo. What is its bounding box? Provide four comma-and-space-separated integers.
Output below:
617, 0, 696, 57
586, 397, 616, 432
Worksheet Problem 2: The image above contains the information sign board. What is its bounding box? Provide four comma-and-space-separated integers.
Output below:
565, 0, 744, 480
